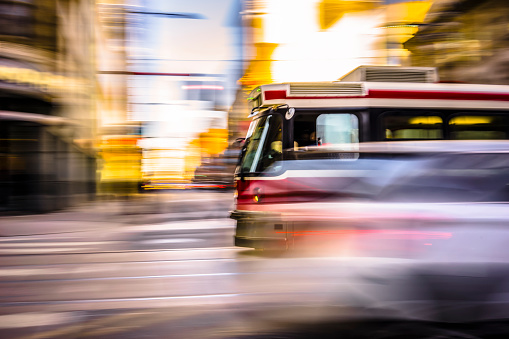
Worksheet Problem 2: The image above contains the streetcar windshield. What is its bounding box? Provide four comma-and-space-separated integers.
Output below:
239, 114, 283, 174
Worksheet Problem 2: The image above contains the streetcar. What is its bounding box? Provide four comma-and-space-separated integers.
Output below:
231, 65, 509, 250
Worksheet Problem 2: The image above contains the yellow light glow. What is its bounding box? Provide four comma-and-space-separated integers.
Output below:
0, 66, 87, 93
449, 116, 493, 125
409, 116, 443, 124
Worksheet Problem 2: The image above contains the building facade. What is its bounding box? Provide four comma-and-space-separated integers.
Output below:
0, 0, 97, 213
405, 0, 509, 84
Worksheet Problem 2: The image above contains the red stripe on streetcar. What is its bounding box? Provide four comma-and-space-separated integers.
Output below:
263, 89, 509, 101
368, 89, 509, 102
264, 90, 287, 100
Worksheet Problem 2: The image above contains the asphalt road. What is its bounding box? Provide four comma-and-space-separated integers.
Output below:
2, 206, 509, 338
0, 216, 325, 339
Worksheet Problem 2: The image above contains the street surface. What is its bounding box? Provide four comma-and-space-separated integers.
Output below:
0, 219, 243, 338
3, 192, 509, 338
0, 191, 336, 339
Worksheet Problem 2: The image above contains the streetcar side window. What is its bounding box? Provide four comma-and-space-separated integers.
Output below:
316, 114, 359, 145
383, 113, 442, 140
239, 114, 283, 173
294, 113, 359, 147
449, 115, 509, 140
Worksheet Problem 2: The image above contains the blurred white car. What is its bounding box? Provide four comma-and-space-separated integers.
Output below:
233, 141, 509, 326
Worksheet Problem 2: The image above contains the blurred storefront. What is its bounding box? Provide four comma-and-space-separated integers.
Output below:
0, 0, 97, 213
95, 1, 143, 196
97, 129, 142, 195
405, 0, 509, 84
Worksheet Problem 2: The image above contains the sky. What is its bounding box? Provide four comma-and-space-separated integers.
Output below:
126, 0, 241, 150
128, 0, 241, 76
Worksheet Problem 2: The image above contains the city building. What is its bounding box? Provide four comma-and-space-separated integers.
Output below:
405, 0, 509, 84
0, 0, 98, 213
124, 0, 240, 189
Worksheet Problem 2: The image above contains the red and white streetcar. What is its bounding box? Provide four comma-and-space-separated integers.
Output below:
231, 65, 509, 250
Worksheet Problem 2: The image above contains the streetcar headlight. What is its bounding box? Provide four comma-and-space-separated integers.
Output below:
253, 187, 262, 203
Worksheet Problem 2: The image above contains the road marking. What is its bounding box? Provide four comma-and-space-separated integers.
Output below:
0, 266, 112, 277
0, 246, 247, 262
1, 293, 243, 307
123, 218, 236, 232
142, 238, 200, 244
0, 240, 122, 255
1, 257, 237, 270
0, 312, 80, 329
0, 241, 112, 247
0, 248, 98, 254
0, 272, 243, 284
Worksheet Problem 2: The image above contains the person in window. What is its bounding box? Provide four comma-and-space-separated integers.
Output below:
310, 131, 317, 145
296, 129, 317, 147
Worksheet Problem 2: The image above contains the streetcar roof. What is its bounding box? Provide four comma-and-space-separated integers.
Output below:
248, 80, 509, 113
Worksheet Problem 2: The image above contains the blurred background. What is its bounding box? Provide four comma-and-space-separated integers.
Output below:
2, 0, 509, 212
2, 0, 509, 338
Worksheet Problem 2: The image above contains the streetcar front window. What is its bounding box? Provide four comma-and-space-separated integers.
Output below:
239, 114, 283, 174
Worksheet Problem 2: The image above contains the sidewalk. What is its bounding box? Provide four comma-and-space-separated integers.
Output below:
0, 190, 235, 237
